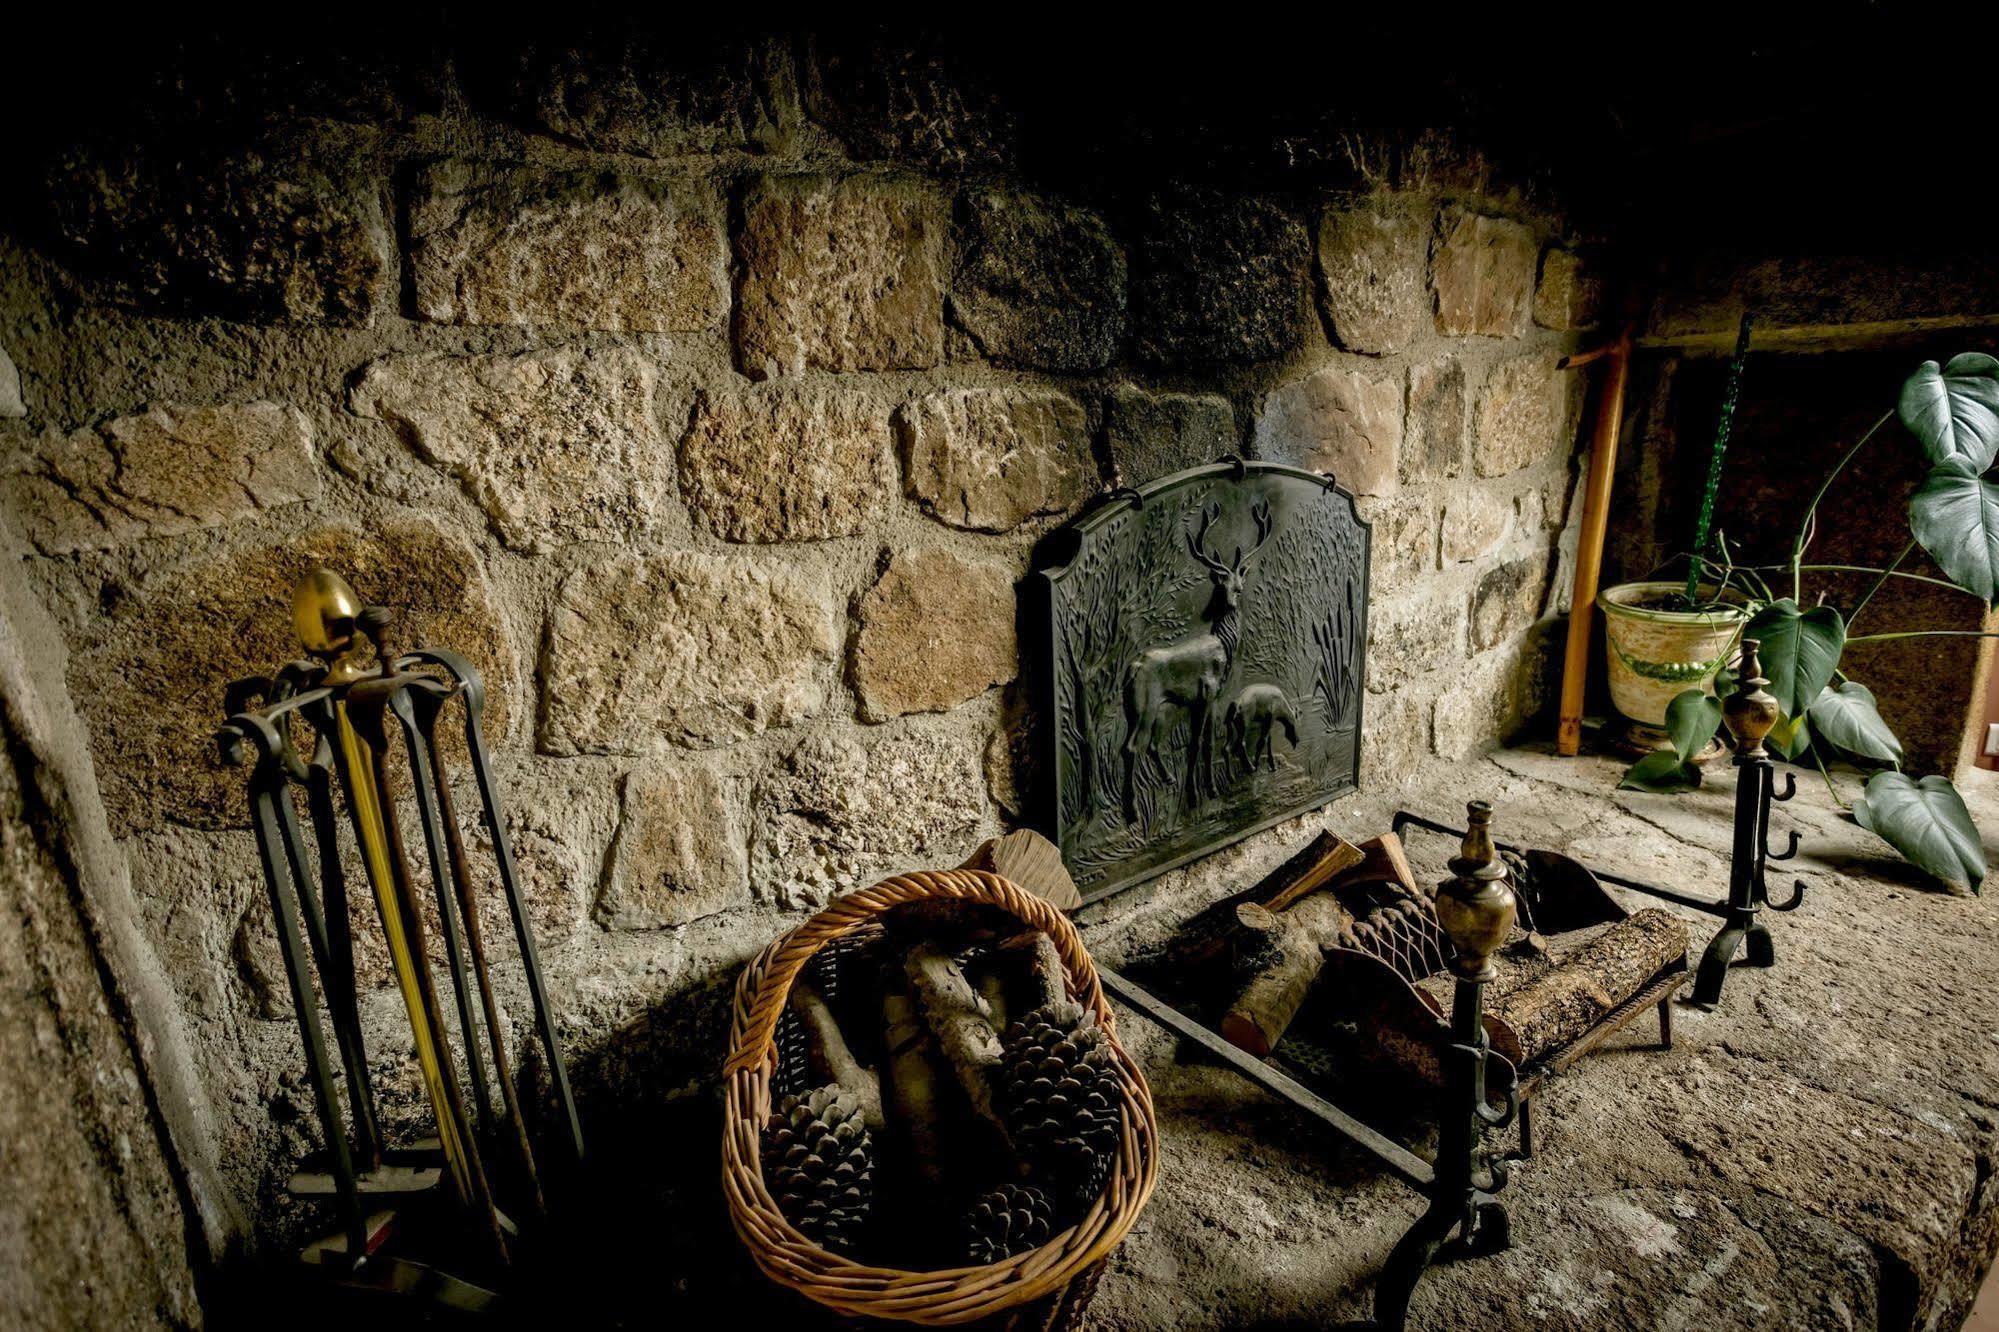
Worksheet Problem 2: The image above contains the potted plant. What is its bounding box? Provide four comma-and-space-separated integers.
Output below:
1617, 351, 1998, 894
1597, 319, 1756, 753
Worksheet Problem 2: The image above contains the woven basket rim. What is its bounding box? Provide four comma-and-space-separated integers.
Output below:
721, 868, 1159, 1325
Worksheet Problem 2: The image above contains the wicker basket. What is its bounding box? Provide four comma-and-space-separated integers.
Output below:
723, 869, 1159, 1327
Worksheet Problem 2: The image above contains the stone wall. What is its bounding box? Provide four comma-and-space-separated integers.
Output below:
0, 33, 1594, 1258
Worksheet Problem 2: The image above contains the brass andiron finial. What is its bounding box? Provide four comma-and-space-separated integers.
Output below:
1371, 800, 1519, 1330
1693, 638, 1807, 1005
1436, 801, 1517, 981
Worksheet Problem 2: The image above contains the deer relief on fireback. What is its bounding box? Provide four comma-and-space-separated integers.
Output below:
1043, 461, 1370, 900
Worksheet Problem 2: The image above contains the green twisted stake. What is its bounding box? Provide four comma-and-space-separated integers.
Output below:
1683, 312, 1756, 606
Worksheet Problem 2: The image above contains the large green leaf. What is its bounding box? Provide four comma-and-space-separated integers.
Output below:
1666, 689, 1723, 763
1899, 353, 1999, 472
1910, 463, 1999, 602
1743, 599, 1845, 715
1853, 772, 1987, 892
1767, 712, 1811, 761
1806, 681, 1904, 765
1620, 749, 1702, 794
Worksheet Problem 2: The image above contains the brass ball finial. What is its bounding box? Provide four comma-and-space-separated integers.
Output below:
1435, 801, 1517, 982
1722, 638, 1780, 756
292, 568, 362, 657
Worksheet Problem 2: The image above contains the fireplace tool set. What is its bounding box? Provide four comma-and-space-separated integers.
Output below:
216, 570, 583, 1309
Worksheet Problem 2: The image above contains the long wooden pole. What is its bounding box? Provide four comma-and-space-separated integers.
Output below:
1555, 326, 1634, 756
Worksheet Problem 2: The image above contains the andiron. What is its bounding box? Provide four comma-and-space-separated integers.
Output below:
1692, 638, 1808, 1004
1094, 800, 1524, 1331
1366, 802, 1519, 1331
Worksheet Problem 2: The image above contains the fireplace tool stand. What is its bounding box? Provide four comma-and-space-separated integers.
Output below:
1097, 802, 1521, 1331
216, 569, 585, 1310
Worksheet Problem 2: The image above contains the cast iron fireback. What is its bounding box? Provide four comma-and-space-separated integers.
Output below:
1039, 459, 1370, 901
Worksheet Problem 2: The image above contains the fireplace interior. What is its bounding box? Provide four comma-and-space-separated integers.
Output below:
5, 16, 1999, 1332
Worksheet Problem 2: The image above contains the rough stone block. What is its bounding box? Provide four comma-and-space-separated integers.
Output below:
1534, 247, 1603, 331
679, 384, 896, 542
750, 720, 988, 910
951, 189, 1125, 372
597, 760, 749, 929
70, 522, 511, 833
1432, 210, 1537, 338
408, 161, 727, 333
1470, 554, 1547, 650
352, 344, 668, 554
1132, 191, 1312, 364
1403, 357, 1467, 483
737, 175, 947, 377
1431, 643, 1526, 760
4, 401, 318, 555
899, 387, 1093, 531
0, 343, 23, 418
43, 133, 391, 325
1317, 199, 1430, 354
1359, 687, 1428, 790
1105, 385, 1237, 485
1367, 583, 1467, 692
799, 32, 1017, 172
1441, 489, 1513, 564
541, 551, 840, 756
472, 34, 775, 156
1253, 364, 1403, 497
853, 548, 1016, 721
1358, 494, 1437, 597
1476, 353, 1577, 477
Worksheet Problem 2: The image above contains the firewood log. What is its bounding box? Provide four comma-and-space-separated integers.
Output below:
996, 930, 1068, 1014
882, 981, 948, 1186
1482, 908, 1686, 1065
1166, 830, 1365, 977
790, 981, 883, 1131
903, 941, 1008, 1138
959, 829, 1082, 911
1219, 893, 1355, 1057
1323, 832, 1417, 906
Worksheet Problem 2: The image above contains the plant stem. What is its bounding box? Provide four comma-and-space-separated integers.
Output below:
1791, 409, 1897, 601
1846, 541, 1915, 630
1845, 630, 1999, 643
1810, 747, 1849, 810
1685, 314, 1755, 605
1743, 562, 1971, 593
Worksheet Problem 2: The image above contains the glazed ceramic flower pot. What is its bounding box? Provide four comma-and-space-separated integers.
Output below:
1596, 582, 1746, 727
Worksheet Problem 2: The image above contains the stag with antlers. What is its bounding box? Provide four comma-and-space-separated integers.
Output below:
1121, 497, 1274, 822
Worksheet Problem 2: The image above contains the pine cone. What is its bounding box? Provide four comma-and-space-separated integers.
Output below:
773, 1008, 812, 1098
763, 1085, 875, 1256
963, 1183, 1054, 1265
999, 1002, 1121, 1214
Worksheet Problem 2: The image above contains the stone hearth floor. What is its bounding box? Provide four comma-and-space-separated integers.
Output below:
1071, 744, 1999, 1331
533, 743, 1999, 1331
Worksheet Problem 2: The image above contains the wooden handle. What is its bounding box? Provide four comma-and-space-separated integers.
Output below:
1556, 328, 1634, 756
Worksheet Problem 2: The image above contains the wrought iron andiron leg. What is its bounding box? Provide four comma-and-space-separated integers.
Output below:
1693, 640, 1807, 1006
1371, 802, 1519, 1331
